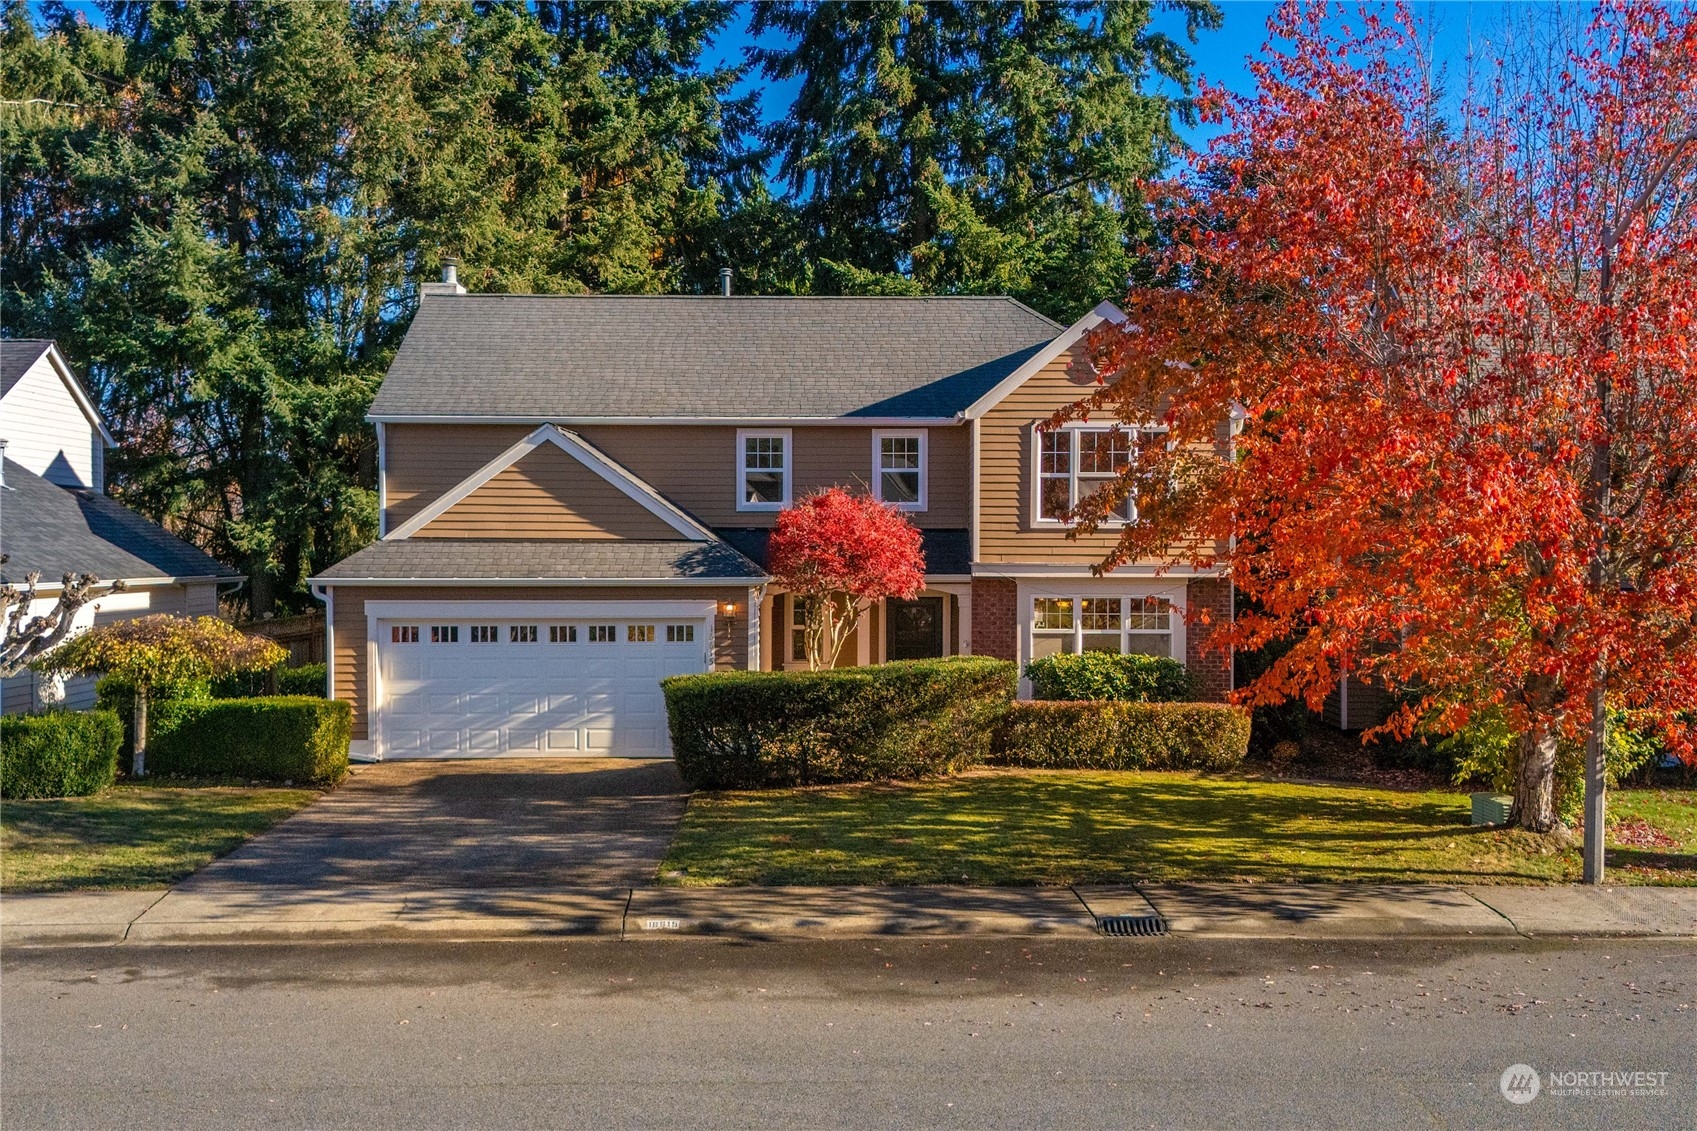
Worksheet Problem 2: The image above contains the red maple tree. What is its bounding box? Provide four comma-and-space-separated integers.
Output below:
768, 487, 926, 670
1067, 1, 1697, 834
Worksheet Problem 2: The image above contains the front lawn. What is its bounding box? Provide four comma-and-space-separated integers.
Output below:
1, 780, 320, 892
659, 770, 1697, 887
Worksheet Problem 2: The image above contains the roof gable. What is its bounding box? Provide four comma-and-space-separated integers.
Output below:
961, 301, 1127, 420
0, 340, 115, 445
369, 295, 1063, 422
385, 424, 713, 542
416, 441, 685, 541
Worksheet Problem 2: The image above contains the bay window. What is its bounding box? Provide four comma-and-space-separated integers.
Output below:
1030, 595, 1175, 659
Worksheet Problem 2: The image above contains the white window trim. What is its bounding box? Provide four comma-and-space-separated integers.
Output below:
736, 428, 792, 512
1030, 422, 1166, 528
871, 429, 927, 511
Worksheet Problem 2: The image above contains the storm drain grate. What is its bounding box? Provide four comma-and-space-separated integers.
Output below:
1097, 914, 1168, 937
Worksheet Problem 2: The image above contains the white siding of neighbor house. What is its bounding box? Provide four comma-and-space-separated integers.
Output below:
0, 353, 104, 490
0, 583, 218, 715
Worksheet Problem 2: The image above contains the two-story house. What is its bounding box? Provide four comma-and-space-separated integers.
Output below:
0, 339, 244, 712
310, 272, 1232, 760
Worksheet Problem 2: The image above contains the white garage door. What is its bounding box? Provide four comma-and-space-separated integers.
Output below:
375, 612, 710, 759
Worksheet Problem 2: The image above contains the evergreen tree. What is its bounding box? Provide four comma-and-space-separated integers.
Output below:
1, 0, 749, 614
750, 0, 1219, 320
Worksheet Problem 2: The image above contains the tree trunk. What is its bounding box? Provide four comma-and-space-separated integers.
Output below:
132, 688, 149, 778
1511, 716, 1560, 832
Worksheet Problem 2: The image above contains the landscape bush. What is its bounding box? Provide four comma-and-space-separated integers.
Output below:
1435, 707, 1664, 823
147, 696, 351, 785
663, 658, 1017, 789
210, 662, 328, 699
96, 675, 210, 761
0, 709, 123, 799
1024, 652, 1196, 703
990, 700, 1250, 772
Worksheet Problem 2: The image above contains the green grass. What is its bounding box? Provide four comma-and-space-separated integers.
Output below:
660, 770, 1697, 887
1, 780, 320, 892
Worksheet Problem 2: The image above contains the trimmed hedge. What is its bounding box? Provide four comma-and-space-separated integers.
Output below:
990, 700, 1250, 772
148, 696, 351, 785
663, 657, 1017, 789
0, 709, 124, 799
210, 662, 328, 699
1024, 652, 1196, 703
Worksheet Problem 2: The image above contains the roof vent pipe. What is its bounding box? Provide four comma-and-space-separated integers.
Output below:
719, 267, 732, 297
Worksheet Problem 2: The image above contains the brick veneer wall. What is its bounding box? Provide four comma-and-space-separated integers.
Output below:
1185, 577, 1234, 702
970, 577, 1018, 661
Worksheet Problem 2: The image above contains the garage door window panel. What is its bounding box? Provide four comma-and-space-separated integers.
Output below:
549, 625, 578, 643
431, 625, 458, 643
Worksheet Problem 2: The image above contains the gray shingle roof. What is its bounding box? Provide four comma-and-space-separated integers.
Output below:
370, 295, 1061, 420
314, 539, 766, 582
0, 459, 241, 586
714, 527, 972, 576
0, 339, 54, 397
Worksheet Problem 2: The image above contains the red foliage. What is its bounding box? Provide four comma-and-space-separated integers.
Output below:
768, 487, 926, 605
1069, 2, 1697, 770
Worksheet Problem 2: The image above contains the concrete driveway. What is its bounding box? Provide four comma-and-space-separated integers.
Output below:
180, 759, 688, 892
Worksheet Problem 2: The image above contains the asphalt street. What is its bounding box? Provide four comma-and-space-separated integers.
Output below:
3, 935, 1691, 1130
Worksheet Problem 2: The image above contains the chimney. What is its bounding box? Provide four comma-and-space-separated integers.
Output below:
423, 255, 468, 297
719, 267, 732, 297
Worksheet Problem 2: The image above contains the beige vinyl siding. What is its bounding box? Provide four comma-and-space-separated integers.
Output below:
976, 348, 1219, 565
416, 443, 682, 540
385, 424, 533, 530
384, 423, 972, 531
329, 584, 753, 739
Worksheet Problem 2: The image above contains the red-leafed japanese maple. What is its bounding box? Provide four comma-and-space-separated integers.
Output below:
1067, 1, 1697, 834
769, 487, 926, 670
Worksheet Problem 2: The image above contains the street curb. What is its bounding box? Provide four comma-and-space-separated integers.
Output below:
4, 883, 1694, 947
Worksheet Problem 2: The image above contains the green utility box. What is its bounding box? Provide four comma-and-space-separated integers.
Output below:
1470, 793, 1512, 826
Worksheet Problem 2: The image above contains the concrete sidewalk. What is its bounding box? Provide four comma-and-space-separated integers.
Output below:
6, 882, 1696, 946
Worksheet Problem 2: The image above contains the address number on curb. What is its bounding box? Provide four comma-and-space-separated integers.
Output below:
642, 918, 682, 931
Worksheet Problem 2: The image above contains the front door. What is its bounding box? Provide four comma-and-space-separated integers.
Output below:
885, 596, 944, 660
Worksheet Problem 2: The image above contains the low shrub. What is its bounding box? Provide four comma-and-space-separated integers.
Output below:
1024, 652, 1196, 703
990, 700, 1251, 772
663, 657, 1017, 789
0, 709, 123, 799
95, 675, 210, 762
148, 696, 351, 785
210, 662, 328, 699
1436, 707, 1664, 824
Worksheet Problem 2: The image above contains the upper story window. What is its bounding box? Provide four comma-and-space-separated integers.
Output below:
737, 429, 791, 510
873, 430, 926, 510
1035, 425, 1163, 525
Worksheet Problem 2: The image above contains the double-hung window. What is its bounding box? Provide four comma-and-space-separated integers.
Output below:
1030, 595, 1175, 659
737, 429, 791, 510
872, 430, 926, 510
1036, 425, 1163, 524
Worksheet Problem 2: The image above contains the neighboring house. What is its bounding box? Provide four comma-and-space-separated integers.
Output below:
0, 339, 244, 712
312, 271, 1234, 761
